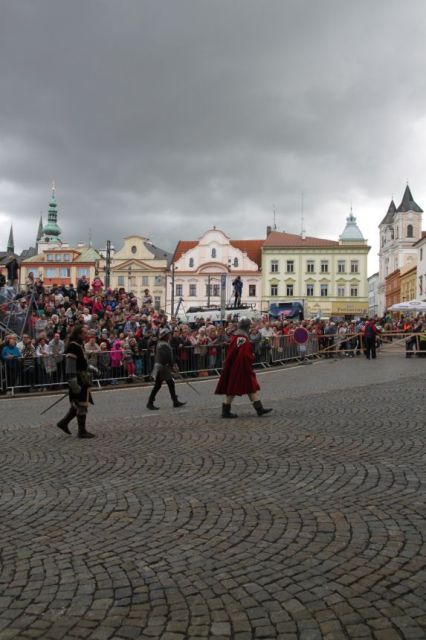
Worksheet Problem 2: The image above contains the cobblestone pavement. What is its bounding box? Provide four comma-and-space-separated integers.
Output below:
0, 357, 425, 639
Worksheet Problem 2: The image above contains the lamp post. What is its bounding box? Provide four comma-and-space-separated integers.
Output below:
171, 263, 175, 316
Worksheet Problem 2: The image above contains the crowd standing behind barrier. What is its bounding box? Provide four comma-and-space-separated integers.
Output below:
0, 279, 425, 394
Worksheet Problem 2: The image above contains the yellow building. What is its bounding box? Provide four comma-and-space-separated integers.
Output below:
400, 264, 417, 302
106, 236, 171, 309
261, 213, 370, 319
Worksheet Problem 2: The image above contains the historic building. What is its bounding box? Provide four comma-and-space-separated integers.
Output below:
261, 212, 370, 319
368, 272, 379, 317
106, 236, 171, 309
400, 264, 417, 303
385, 269, 400, 310
20, 186, 101, 287
414, 232, 426, 298
378, 185, 423, 314
169, 228, 263, 315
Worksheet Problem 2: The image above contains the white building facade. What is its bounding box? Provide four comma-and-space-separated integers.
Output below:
368, 272, 379, 317
378, 185, 423, 314
414, 232, 426, 298
168, 228, 263, 316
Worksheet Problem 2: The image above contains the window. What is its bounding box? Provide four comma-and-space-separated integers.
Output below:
248, 284, 256, 297
189, 284, 197, 296
337, 260, 345, 273
420, 275, 423, 294
59, 268, 70, 278
142, 276, 149, 286
350, 286, 358, 297
270, 284, 278, 296
407, 224, 413, 238
233, 257, 239, 267
350, 260, 359, 273
286, 260, 294, 273
55, 254, 62, 261
307, 261, 314, 273
154, 296, 161, 310
63, 254, 71, 262
337, 285, 345, 297
321, 261, 329, 273
420, 248, 423, 261
77, 268, 89, 277
320, 284, 328, 297
131, 245, 137, 254
306, 284, 314, 296
213, 284, 220, 297
45, 268, 58, 278
189, 257, 194, 268
155, 276, 162, 285
176, 284, 183, 297
286, 284, 294, 296
211, 248, 216, 259
47, 254, 54, 262
271, 260, 279, 273
117, 276, 125, 286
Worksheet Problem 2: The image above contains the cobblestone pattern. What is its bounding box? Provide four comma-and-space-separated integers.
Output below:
0, 371, 425, 639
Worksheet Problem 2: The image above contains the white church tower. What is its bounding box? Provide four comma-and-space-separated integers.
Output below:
378, 185, 423, 314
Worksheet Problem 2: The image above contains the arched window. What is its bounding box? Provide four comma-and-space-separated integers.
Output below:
189, 257, 194, 268
233, 257, 239, 267
407, 224, 413, 238
211, 248, 217, 259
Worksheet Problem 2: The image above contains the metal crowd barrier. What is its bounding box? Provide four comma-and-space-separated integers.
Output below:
2, 332, 424, 395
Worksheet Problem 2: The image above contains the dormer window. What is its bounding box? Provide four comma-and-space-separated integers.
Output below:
189, 257, 194, 268
211, 248, 217, 259
233, 257, 239, 267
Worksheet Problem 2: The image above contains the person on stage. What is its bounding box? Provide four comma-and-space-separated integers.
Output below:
215, 317, 272, 418
57, 324, 96, 438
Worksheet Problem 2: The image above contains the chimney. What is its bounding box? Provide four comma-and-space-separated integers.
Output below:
266, 225, 272, 237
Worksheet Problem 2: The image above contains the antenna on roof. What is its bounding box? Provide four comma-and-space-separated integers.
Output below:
272, 205, 277, 231
88, 228, 93, 248
300, 192, 306, 240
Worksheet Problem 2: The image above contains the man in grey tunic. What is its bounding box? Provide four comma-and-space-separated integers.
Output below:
146, 328, 186, 410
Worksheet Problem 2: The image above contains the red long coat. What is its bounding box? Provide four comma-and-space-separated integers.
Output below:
215, 333, 260, 396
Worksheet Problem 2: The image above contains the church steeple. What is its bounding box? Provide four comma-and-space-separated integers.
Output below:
41, 182, 62, 245
36, 215, 44, 242
7, 225, 14, 254
396, 184, 423, 213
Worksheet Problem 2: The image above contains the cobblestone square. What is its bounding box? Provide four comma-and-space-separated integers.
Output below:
0, 357, 425, 639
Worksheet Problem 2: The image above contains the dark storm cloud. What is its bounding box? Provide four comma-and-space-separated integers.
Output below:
1, 0, 426, 270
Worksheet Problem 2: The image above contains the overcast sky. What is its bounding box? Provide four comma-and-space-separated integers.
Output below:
1, 0, 426, 274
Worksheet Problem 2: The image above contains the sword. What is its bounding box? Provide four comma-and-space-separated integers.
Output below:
173, 374, 201, 395
40, 392, 68, 415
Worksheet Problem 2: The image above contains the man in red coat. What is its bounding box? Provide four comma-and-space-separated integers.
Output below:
215, 317, 272, 418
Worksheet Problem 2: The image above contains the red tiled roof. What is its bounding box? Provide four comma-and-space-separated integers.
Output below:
263, 230, 339, 248
412, 230, 426, 247
172, 239, 264, 266
172, 241, 197, 262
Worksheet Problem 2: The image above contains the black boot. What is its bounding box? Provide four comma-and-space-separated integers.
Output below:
253, 400, 272, 416
77, 415, 96, 439
57, 407, 76, 435
167, 380, 186, 408
146, 400, 159, 410
222, 403, 238, 419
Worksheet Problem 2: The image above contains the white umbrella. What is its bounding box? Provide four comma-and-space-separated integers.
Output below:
389, 299, 426, 311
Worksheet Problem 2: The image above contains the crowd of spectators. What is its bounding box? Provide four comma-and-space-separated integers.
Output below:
1, 275, 425, 393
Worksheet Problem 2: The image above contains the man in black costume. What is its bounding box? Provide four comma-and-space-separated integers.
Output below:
146, 328, 186, 410
56, 324, 96, 438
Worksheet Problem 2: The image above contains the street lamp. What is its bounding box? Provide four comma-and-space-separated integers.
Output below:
171, 263, 175, 316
